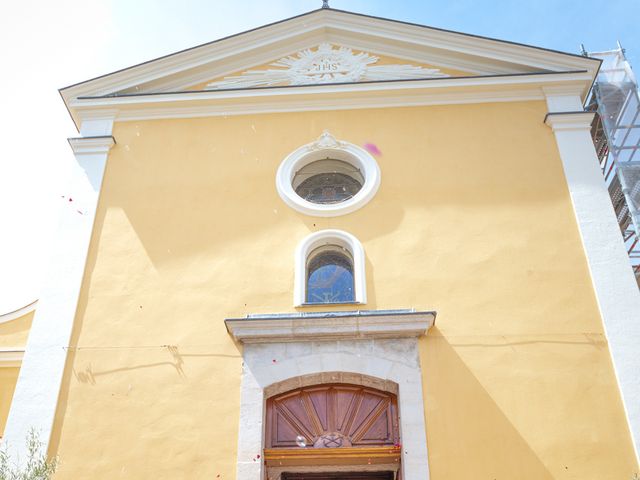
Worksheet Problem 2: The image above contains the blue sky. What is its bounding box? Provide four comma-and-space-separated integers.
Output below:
0, 0, 638, 313
98, 0, 639, 82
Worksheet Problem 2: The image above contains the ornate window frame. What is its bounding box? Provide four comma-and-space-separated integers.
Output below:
276, 131, 381, 217
294, 229, 366, 307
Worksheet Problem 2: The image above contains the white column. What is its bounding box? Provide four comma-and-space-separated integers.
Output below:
2, 132, 114, 461
545, 97, 640, 458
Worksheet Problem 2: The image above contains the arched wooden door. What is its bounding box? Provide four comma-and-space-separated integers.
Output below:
266, 384, 399, 449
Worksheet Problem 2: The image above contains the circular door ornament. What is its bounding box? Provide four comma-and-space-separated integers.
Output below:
314, 432, 352, 448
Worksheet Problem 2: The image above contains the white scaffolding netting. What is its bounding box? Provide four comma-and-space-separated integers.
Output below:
587, 46, 640, 282
618, 164, 640, 212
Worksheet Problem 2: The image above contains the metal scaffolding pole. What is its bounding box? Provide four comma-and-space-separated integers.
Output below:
585, 44, 640, 285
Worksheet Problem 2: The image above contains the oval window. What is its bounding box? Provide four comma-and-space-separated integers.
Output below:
306, 245, 355, 304
293, 159, 364, 204
276, 131, 381, 217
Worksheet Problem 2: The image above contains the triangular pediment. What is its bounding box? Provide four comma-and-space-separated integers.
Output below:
61, 8, 599, 127
63, 8, 599, 97
185, 44, 471, 92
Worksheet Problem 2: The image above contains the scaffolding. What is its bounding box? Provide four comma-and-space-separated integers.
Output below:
584, 44, 640, 286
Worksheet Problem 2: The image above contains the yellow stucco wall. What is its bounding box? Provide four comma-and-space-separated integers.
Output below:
0, 310, 33, 348
49, 101, 638, 479
0, 311, 30, 437
0, 368, 20, 436
0, 310, 30, 436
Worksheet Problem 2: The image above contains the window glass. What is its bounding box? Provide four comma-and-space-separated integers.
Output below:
294, 159, 363, 205
306, 246, 355, 303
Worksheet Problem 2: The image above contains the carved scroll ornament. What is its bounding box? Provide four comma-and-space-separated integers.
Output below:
206, 43, 448, 89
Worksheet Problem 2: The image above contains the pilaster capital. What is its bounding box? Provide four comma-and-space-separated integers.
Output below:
544, 111, 595, 132
67, 135, 116, 155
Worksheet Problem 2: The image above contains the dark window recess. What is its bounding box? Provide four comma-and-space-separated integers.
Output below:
296, 172, 362, 204
293, 159, 364, 205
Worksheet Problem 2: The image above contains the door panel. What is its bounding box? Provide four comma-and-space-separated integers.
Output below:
267, 384, 399, 449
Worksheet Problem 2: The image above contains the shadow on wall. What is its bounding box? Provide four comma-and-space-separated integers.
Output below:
422, 327, 554, 480
47, 202, 110, 457
102, 127, 406, 269
101, 102, 563, 269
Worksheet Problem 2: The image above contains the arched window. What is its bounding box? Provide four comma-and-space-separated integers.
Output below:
295, 230, 366, 306
306, 245, 355, 304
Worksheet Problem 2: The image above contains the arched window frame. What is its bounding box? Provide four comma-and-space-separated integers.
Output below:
294, 229, 366, 306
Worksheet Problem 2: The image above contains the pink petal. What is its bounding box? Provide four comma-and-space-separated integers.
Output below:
363, 143, 381, 156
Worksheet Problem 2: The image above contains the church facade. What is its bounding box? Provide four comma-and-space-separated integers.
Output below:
1, 6, 639, 479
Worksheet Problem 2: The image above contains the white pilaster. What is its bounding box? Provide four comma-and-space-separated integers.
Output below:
545, 97, 640, 458
2, 129, 114, 461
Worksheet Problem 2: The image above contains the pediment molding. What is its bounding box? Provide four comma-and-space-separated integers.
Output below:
0, 300, 37, 324
61, 8, 598, 97
69, 70, 592, 126
205, 43, 448, 90
0, 349, 24, 368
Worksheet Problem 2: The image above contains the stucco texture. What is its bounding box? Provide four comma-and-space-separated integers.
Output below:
49, 101, 638, 479
0, 312, 31, 436
0, 368, 19, 436
0, 311, 32, 349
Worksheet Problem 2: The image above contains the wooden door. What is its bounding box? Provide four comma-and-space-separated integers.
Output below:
266, 384, 399, 449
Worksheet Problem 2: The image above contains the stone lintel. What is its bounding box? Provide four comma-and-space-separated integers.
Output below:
225, 310, 436, 344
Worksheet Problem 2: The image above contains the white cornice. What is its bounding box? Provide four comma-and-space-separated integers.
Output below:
151, 33, 329, 93
169, 31, 523, 93
0, 349, 24, 368
82, 89, 544, 122
205, 43, 449, 90
60, 9, 598, 127
126, 32, 530, 95
0, 301, 37, 325
67, 136, 116, 155
73, 71, 591, 106
62, 13, 328, 99
544, 111, 595, 131
322, 33, 514, 76
323, 13, 598, 75
167, 36, 501, 94
225, 311, 435, 344
70, 72, 589, 124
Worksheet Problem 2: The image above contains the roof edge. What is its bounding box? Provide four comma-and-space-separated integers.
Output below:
59, 7, 600, 97
76, 69, 590, 100
59, 8, 326, 93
